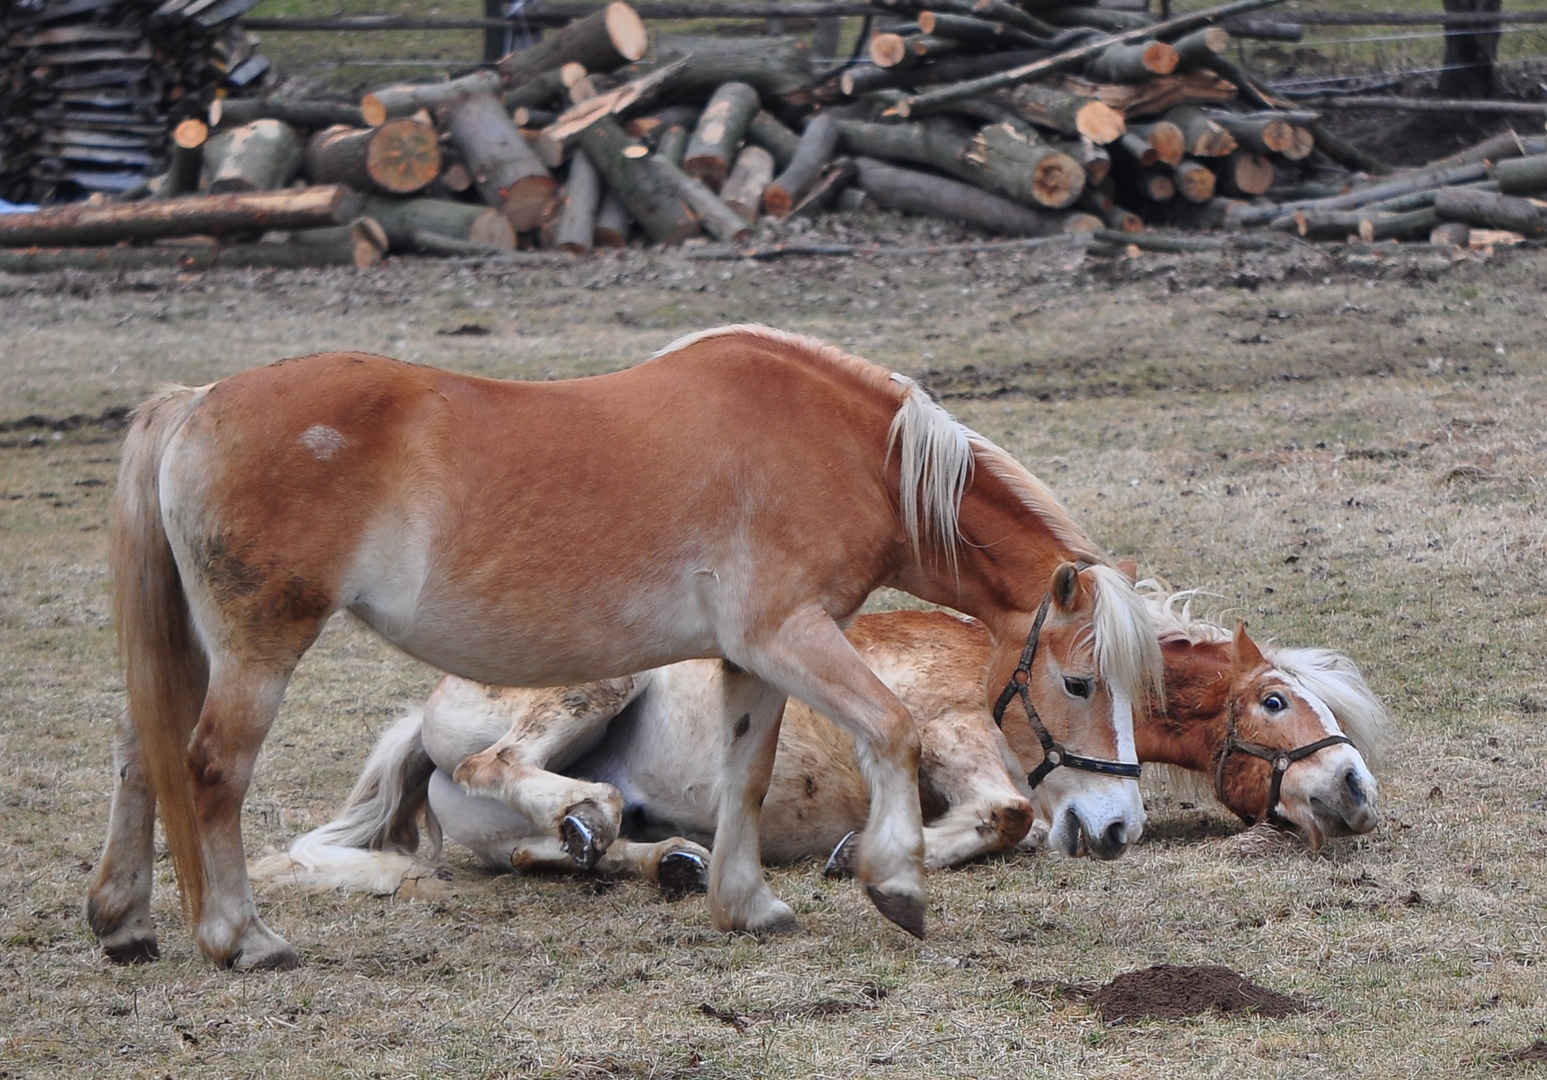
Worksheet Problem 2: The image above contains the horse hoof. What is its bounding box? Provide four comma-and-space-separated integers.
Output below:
866, 886, 926, 939
657, 850, 708, 901
102, 934, 160, 965
560, 811, 601, 870
822, 831, 860, 879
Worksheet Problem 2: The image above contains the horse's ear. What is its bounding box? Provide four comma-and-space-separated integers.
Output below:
1051, 562, 1082, 613
1115, 559, 1138, 584
1230, 620, 1266, 670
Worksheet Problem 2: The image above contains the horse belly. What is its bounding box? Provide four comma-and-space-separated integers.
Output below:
572, 661, 726, 839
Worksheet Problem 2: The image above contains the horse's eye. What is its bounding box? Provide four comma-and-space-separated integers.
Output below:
1064, 677, 1092, 699
1262, 692, 1288, 713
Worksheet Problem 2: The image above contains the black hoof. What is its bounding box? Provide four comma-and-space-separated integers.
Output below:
102, 936, 161, 965
866, 886, 926, 939
822, 831, 860, 879
560, 813, 600, 870
657, 850, 709, 901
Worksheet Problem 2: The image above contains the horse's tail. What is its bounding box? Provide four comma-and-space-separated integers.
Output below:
111, 385, 212, 925
254, 710, 442, 896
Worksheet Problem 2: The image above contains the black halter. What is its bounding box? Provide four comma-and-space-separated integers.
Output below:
1214, 695, 1354, 827
991, 590, 1143, 790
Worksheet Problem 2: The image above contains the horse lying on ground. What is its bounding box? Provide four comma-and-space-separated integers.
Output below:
92, 325, 1163, 967
257, 591, 1385, 899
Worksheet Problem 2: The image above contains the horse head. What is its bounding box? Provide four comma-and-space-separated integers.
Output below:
1215, 622, 1384, 848
993, 562, 1155, 861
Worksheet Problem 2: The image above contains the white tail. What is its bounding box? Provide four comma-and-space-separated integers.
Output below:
250, 711, 445, 896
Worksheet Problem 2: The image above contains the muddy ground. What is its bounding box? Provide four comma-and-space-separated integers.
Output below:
2, 235, 1545, 1078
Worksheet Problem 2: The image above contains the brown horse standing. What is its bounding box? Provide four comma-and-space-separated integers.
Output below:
91, 326, 1161, 969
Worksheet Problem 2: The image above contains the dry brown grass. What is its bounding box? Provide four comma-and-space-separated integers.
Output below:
2, 243, 1546, 1078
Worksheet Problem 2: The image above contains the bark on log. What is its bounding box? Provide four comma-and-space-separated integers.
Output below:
839, 50, 1049, 97
1113, 131, 1158, 167
497, 3, 649, 89
853, 156, 1077, 235
213, 97, 368, 131
1173, 157, 1217, 202
894, 0, 1286, 117
1430, 220, 1470, 246
683, 82, 761, 190
1489, 154, 1547, 195
515, 107, 560, 128
655, 157, 755, 241
1086, 40, 1179, 82
1170, 26, 1230, 66
868, 0, 1058, 40
0, 237, 377, 274
1042, 6, 1153, 33
1059, 71, 1237, 116
594, 189, 633, 245
917, 12, 1046, 50
835, 186, 875, 213
655, 125, 690, 166
746, 110, 802, 169
361, 194, 517, 252
1358, 206, 1441, 242
1206, 112, 1293, 155
1432, 132, 1547, 169
642, 36, 816, 107
1129, 120, 1183, 165
1006, 83, 1125, 143
439, 93, 557, 230
0, 186, 362, 247
285, 218, 390, 269
1433, 186, 1547, 238
503, 63, 590, 111
764, 113, 841, 216
203, 119, 303, 194
1216, 149, 1273, 196
162, 119, 208, 199
361, 71, 503, 127
304, 120, 442, 195
1061, 135, 1111, 184
550, 149, 603, 253
578, 115, 700, 244
786, 156, 858, 218
1164, 105, 1238, 156
533, 60, 689, 168
721, 144, 776, 220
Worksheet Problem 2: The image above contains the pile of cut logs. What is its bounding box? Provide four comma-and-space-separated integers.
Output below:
1, 0, 269, 204
4, 0, 1542, 266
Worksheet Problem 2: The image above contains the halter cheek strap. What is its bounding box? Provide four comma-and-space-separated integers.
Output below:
1214, 697, 1354, 827
991, 590, 1143, 790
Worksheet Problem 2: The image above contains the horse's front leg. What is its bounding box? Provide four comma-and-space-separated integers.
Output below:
744, 608, 926, 937
447, 677, 639, 869
707, 662, 794, 932
85, 709, 161, 963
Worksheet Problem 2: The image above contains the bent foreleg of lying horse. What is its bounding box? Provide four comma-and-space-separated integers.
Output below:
428, 675, 643, 870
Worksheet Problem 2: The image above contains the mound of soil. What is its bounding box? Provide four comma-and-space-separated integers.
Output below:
1500, 1040, 1547, 1063
1093, 965, 1305, 1023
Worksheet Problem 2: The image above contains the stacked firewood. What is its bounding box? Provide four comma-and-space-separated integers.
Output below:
14, 0, 1522, 265
1, 0, 269, 203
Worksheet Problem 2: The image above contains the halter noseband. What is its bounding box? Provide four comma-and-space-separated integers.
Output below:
1214, 695, 1353, 827
991, 580, 1143, 790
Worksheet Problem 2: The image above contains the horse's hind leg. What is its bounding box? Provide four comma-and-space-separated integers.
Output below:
708, 664, 795, 933
186, 666, 300, 970
86, 710, 160, 963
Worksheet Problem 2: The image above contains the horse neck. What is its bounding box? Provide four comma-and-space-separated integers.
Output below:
1136, 638, 1233, 772
890, 455, 1098, 645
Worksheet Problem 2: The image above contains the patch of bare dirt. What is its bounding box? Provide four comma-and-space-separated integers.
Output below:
1500, 1040, 1547, 1064
1093, 965, 1306, 1023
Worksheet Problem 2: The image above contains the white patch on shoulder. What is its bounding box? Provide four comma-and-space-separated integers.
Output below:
300, 424, 347, 461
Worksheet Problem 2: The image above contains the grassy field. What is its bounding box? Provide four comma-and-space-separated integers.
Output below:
1, 240, 1546, 1078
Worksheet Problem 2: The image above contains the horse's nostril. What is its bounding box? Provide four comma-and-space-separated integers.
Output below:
1345, 769, 1366, 806
1103, 820, 1127, 853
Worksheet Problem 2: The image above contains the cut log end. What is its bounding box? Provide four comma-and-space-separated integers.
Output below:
360, 95, 387, 128
503, 176, 560, 231
1174, 159, 1217, 203
605, 2, 649, 63
174, 119, 209, 151
1143, 42, 1180, 76
367, 119, 442, 194
870, 33, 909, 69
1077, 102, 1126, 145
1032, 153, 1087, 211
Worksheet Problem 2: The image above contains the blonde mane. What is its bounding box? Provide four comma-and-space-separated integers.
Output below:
1138, 583, 1390, 808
